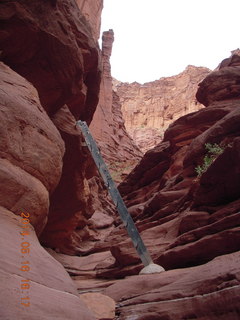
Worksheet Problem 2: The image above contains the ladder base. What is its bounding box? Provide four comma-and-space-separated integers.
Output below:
139, 263, 165, 275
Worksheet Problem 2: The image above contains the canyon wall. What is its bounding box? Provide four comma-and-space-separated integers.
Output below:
90, 30, 142, 182
116, 66, 211, 152
75, 0, 103, 41
44, 52, 240, 320
69, 52, 240, 319
0, 0, 101, 122
0, 0, 117, 258
1, 0, 240, 319
0, 0, 106, 318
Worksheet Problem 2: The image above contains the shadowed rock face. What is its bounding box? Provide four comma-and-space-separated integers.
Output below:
0, 62, 65, 235
64, 52, 240, 319
115, 66, 211, 152
0, 0, 116, 256
40, 105, 116, 255
0, 1, 104, 318
0, 0, 101, 121
197, 51, 240, 106
0, 62, 96, 320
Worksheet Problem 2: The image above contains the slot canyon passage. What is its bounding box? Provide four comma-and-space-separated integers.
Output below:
0, 1, 240, 319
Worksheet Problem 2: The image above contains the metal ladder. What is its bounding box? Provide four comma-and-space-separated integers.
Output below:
77, 120, 153, 267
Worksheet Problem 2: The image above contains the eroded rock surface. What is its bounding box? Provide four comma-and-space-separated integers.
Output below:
1, 0, 240, 318
104, 252, 240, 320
109, 58, 240, 276
0, 207, 96, 319
40, 105, 116, 255
1, 0, 116, 256
75, 0, 103, 41
116, 66, 210, 152
0, 0, 101, 121
0, 62, 64, 234
0, 1, 104, 318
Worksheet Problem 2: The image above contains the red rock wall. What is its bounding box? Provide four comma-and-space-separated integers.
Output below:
0, 0, 115, 256
0, 0, 101, 121
0, 62, 65, 235
83, 53, 240, 319
0, 0, 105, 318
116, 66, 211, 152
40, 104, 116, 255
103, 252, 240, 319
97, 53, 240, 279
1, 0, 240, 318
75, 0, 103, 41
0, 62, 96, 319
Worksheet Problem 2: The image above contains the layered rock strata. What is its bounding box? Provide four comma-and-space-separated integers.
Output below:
105, 53, 240, 276
104, 252, 240, 320
90, 30, 142, 182
0, 207, 96, 320
0, 0, 117, 256
0, 0, 101, 121
0, 62, 65, 234
0, 0, 107, 318
116, 66, 211, 152
0, 63, 96, 319
1, 0, 240, 318
79, 53, 240, 318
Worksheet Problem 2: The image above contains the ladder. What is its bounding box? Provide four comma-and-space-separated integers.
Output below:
77, 120, 153, 267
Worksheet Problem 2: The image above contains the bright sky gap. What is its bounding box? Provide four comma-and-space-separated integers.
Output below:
100, 0, 240, 83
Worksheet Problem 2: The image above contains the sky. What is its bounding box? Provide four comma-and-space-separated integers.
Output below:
100, 0, 240, 84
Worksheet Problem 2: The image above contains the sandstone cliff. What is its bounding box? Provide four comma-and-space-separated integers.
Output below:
116, 66, 211, 152
75, 0, 103, 41
90, 30, 142, 182
0, 0, 106, 318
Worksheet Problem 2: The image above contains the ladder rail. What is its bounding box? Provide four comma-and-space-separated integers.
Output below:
77, 120, 153, 267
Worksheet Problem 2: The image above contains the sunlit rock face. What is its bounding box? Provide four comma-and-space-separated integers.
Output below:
75, 0, 103, 41
115, 66, 211, 152
90, 30, 142, 183
0, 208, 96, 320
